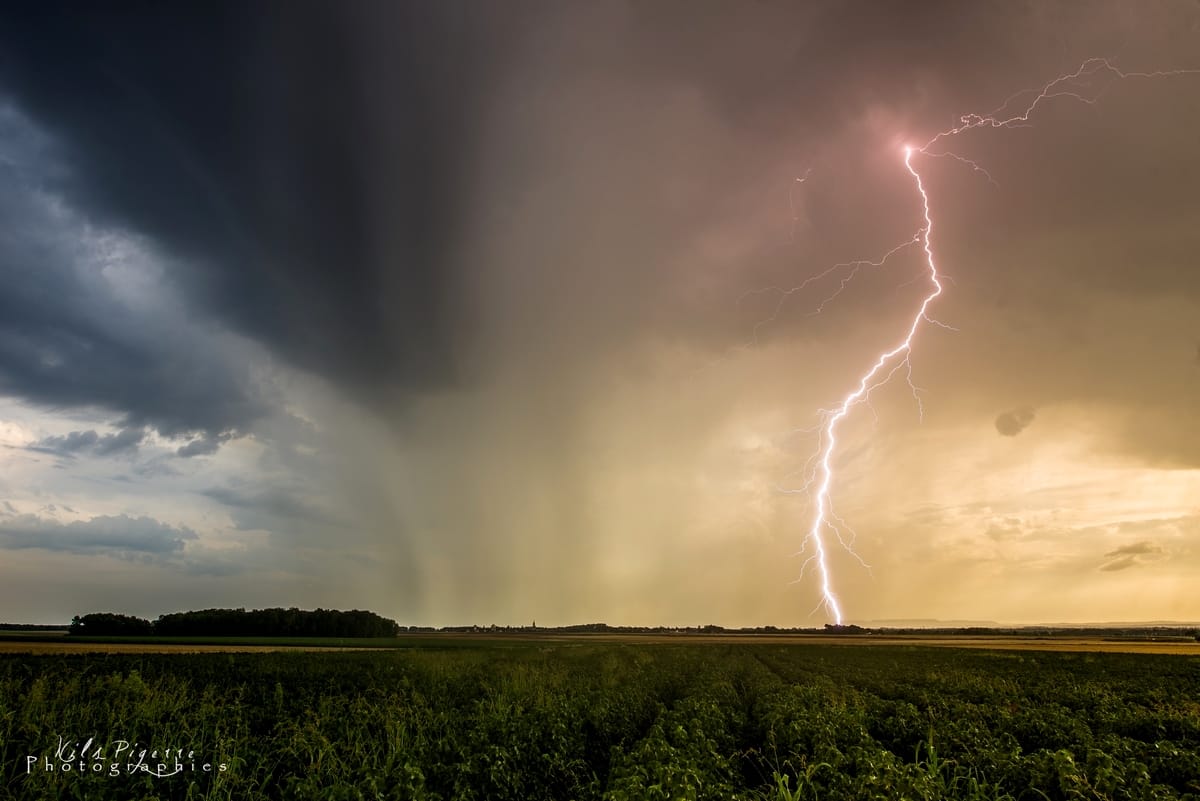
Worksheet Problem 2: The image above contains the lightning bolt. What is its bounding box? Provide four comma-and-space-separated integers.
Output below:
770, 58, 1200, 625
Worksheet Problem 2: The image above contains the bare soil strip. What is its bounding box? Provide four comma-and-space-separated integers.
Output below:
0, 641, 385, 654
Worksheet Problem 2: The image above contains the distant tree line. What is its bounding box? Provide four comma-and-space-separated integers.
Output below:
61, 614, 1200, 641
69, 608, 400, 637
68, 613, 153, 635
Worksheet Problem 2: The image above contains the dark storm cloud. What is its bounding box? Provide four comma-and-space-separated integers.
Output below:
0, 0, 1072, 418
0, 513, 197, 558
0, 2, 508, 414
995, 407, 1036, 436
1, 1, 1189, 425
0, 127, 268, 440
28, 428, 145, 459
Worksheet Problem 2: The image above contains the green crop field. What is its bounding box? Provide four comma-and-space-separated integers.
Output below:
2, 644, 1198, 800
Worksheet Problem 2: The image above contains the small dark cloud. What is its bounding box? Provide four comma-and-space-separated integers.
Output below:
1104, 540, 1162, 558
1099, 540, 1163, 572
2, 500, 16, 514
0, 513, 197, 558
176, 431, 234, 458
26, 430, 99, 456
1099, 556, 1136, 572
995, 406, 1036, 437
28, 427, 145, 459
93, 428, 146, 457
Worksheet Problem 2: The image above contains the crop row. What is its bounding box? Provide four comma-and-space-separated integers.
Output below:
1, 645, 1197, 800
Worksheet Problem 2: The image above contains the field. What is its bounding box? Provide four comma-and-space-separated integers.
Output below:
3, 631, 1199, 656
2, 642, 1198, 800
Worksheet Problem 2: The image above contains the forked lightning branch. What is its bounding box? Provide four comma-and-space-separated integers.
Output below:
774, 58, 1200, 624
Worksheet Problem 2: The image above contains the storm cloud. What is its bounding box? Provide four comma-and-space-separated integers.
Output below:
0, 2, 510, 416
1, 2, 1199, 626
0, 103, 270, 444
0, 513, 197, 558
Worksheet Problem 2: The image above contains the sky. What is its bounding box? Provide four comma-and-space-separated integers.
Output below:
0, 1, 1198, 627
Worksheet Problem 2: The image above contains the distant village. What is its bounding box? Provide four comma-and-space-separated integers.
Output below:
425, 622, 1200, 641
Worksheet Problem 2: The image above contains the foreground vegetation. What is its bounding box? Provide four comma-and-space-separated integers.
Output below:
2, 644, 1198, 800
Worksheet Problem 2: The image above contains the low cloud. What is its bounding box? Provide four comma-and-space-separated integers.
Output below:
1100, 540, 1163, 572
28, 427, 145, 458
995, 407, 1036, 437
0, 513, 197, 559
1104, 540, 1162, 558
176, 431, 235, 458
